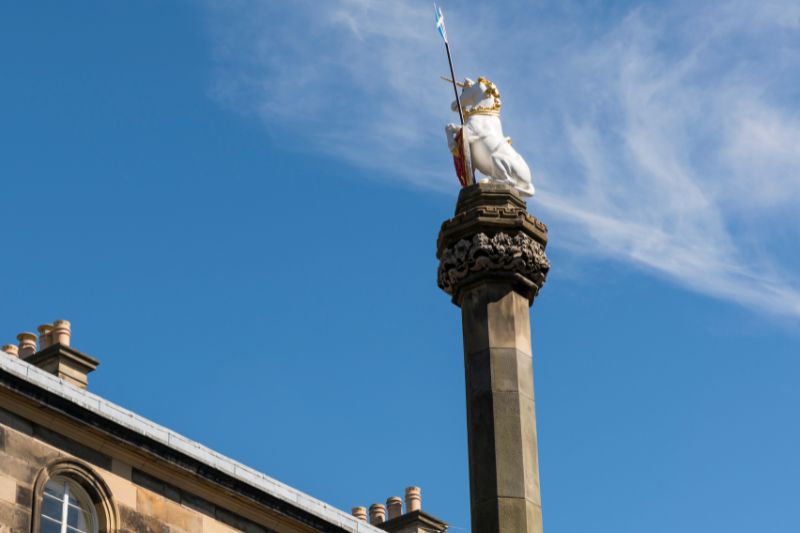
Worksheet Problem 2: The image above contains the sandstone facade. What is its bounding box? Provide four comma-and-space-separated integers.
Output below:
0, 350, 386, 533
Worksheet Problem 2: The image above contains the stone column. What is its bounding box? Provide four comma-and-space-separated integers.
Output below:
437, 182, 550, 533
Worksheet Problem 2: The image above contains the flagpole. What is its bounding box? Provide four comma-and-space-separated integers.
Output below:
436, 5, 473, 185
444, 39, 465, 125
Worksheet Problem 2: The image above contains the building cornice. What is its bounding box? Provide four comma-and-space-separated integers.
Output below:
0, 352, 382, 533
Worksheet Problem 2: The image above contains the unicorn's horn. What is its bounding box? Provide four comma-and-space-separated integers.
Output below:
440, 76, 467, 88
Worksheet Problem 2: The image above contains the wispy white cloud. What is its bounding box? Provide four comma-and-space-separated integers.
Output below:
205, 0, 800, 318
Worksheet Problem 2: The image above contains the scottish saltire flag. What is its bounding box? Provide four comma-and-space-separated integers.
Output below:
435, 4, 448, 43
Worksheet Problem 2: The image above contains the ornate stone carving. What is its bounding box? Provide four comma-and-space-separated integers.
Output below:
437, 182, 550, 304
438, 231, 550, 298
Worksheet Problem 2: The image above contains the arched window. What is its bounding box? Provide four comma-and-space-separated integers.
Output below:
31, 460, 118, 533
39, 476, 97, 533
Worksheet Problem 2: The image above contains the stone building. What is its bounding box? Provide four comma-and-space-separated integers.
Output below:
0, 322, 448, 533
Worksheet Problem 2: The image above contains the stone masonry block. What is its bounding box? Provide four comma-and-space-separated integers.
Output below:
3, 426, 60, 469
473, 498, 543, 533
0, 410, 34, 439
201, 514, 241, 533
0, 453, 39, 487
120, 504, 170, 533
464, 348, 533, 396
98, 469, 137, 509
0, 475, 15, 504
492, 391, 539, 502
461, 284, 533, 356
0, 499, 30, 532
15, 485, 31, 508
136, 486, 202, 533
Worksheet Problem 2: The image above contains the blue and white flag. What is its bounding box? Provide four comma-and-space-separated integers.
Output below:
435, 4, 448, 43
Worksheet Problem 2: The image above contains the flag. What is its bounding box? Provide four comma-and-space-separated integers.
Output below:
435, 4, 448, 43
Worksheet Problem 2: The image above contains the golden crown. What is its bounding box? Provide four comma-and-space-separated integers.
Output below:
441, 76, 502, 118
466, 76, 501, 118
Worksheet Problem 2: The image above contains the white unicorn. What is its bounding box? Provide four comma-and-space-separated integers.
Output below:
445, 76, 535, 197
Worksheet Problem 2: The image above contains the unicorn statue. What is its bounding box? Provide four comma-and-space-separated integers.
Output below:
445, 76, 535, 197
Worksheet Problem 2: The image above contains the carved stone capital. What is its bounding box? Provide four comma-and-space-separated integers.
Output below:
437, 182, 550, 305
438, 231, 549, 302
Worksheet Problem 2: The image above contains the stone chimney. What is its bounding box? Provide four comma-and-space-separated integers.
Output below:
9, 320, 100, 389
16, 332, 37, 358
404, 487, 421, 513
51, 320, 71, 346
370, 487, 447, 533
37, 324, 54, 350
386, 496, 403, 520
351, 507, 367, 521
369, 504, 386, 525
436, 182, 550, 533
1, 344, 19, 357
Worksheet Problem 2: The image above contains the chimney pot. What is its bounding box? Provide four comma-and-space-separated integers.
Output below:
16, 332, 37, 358
386, 496, 403, 519
37, 324, 53, 350
405, 486, 421, 512
52, 320, 71, 347
351, 507, 367, 521
369, 503, 386, 525
2, 344, 19, 357
18, 321, 99, 389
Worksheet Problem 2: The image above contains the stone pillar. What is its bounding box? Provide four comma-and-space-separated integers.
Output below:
437, 182, 550, 533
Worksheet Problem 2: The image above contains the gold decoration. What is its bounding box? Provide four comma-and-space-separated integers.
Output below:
463, 76, 502, 119
439, 75, 503, 118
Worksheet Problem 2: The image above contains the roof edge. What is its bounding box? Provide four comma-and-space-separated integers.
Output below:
0, 352, 381, 533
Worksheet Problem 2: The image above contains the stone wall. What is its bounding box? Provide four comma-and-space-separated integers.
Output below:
0, 406, 271, 533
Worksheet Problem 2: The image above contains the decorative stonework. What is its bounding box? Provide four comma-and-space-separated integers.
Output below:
31, 459, 119, 533
438, 232, 549, 298
439, 200, 548, 237
436, 182, 550, 304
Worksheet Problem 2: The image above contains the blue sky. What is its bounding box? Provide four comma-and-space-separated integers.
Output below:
1, 1, 799, 532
